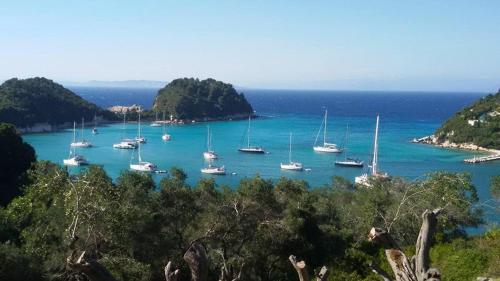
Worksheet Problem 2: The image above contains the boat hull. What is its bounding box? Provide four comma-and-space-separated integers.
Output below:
238, 148, 265, 154
203, 151, 218, 160
130, 162, 156, 172
313, 146, 342, 153
335, 160, 364, 167
63, 156, 88, 166
280, 162, 303, 171
71, 141, 92, 148
162, 134, 171, 141
201, 166, 226, 175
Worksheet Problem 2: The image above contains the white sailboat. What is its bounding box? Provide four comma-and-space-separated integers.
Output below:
92, 113, 98, 135
161, 112, 171, 141
313, 110, 342, 153
64, 122, 89, 166
203, 125, 218, 159
113, 112, 138, 149
335, 124, 364, 167
200, 164, 226, 175
238, 116, 265, 154
355, 115, 388, 186
281, 132, 303, 171
70, 118, 92, 148
150, 110, 162, 127
135, 108, 147, 143
130, 140, 156, 172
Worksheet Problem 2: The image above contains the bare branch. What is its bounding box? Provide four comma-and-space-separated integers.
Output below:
66, 251, 117, 281
368, 261, 392, 281
164, 261, 180, 281
183, 243, 208, 281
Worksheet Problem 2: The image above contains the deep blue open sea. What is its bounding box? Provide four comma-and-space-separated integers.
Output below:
24, 87, 499, 225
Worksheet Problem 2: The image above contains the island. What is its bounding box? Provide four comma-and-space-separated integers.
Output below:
413, 90, 500, 162
0, 77, 117, 132
152, 78, 253, 121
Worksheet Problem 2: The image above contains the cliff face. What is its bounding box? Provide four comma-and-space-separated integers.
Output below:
153, 78, 253, 120
433, 90, 500, 149
0, 77, 117, 129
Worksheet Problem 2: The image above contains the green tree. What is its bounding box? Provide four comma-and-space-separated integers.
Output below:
0, 123, 36, 206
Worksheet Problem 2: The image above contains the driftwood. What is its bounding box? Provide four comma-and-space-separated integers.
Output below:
66, 251, 117, 281
289, 255, 329, 281
368, 208, 443, 281
184, 242, 209, 281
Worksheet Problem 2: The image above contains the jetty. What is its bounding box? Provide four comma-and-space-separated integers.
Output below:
464, 154, 500, 164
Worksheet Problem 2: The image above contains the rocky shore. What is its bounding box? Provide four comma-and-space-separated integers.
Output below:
412, 135, 500, 155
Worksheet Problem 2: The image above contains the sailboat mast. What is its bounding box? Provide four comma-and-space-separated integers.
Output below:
138, 108, 141, 137
289, 132, 292, 163
345, 124, 349, 160
247, 116, 251, 148
372, 115, 379, 175
323, 110, 327, 145
81, 117, 84, 140
162, 111, 166, 134
207, 126, 210, 150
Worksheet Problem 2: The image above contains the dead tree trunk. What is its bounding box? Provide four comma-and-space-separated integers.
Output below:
165, 261, 180, 281
66, 251, 117, 281
368, 208, 442, 281
184, 242, 209, 281
289, 255, 329, 281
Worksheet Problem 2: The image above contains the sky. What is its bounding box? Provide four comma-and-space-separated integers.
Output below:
1, 0, 500, 92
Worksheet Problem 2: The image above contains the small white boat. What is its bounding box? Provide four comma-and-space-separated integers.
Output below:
113, 139, 137, 149
71, 118, 92, 148
335, 124, 363, 167
313, 109, 342, 153
113, 113, 137, 149
150, 110, 162, 127
130, 140, 156, 172
135, 108, 147, 143
64, 122, 89, 166
92, 113, 99, 134
281, 132, 303, 171
201, 164, 226, 175
238, 115, 266, 154
161, 112, 171, 141
203, 125, 218, 159
355, 115, 389, 187
63, 154, 88, 166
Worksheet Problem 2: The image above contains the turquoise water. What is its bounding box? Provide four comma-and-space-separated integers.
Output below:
23, 90, 499, 225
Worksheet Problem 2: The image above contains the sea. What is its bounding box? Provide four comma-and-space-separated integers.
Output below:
23, 87, 499, 226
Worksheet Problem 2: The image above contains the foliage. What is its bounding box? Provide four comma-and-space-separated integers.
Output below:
0, 123, 36, 206
0, 163, 495, 281
435, 90, 500, 149
153, 78, 253, 120
491, 175, 500, 200
0, 77, 118, 127
430, 227, 500, 281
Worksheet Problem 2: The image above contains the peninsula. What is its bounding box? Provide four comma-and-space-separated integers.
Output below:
0, 77, 117, 132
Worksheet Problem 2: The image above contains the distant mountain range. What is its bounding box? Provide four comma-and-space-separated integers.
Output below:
61, 80, 168, 89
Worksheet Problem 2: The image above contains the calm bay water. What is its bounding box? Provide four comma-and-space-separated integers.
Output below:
25, 88, 498, 224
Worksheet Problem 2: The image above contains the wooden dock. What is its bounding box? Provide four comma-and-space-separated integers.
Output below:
464, 154, 500, 163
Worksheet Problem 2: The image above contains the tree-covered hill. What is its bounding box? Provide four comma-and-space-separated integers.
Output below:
153, 78, 253, 120
0, 77, 117, 128
435, 90, 500, 149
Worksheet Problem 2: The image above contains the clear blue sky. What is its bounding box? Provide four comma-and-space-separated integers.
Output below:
1, 0, 499, 91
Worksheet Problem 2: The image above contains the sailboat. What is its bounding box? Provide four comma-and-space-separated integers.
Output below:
135, 108, 147, 143
70, 118, 92, 148
161, 112, 171, 141
113, 112, 137, 149
130, 139, 156, 172
203, 125, 218, 159
92, 113, 98, 135
313, 110, 342, 153
335, 124, 364, 167
238, 116, 265, 154
150, 110, 162, 127
355, 115, 388, 186
280, 132, 303, 171
64, 122, 89, 166
201, 163, 226, 175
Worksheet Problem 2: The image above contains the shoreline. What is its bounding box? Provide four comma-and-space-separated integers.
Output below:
17, 114, 258, 135
412, 135, 500, 156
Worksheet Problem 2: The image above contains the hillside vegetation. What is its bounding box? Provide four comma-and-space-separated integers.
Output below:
153, 78, 253, 120
435, 90, 500, 149
0, 77, 117, 128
